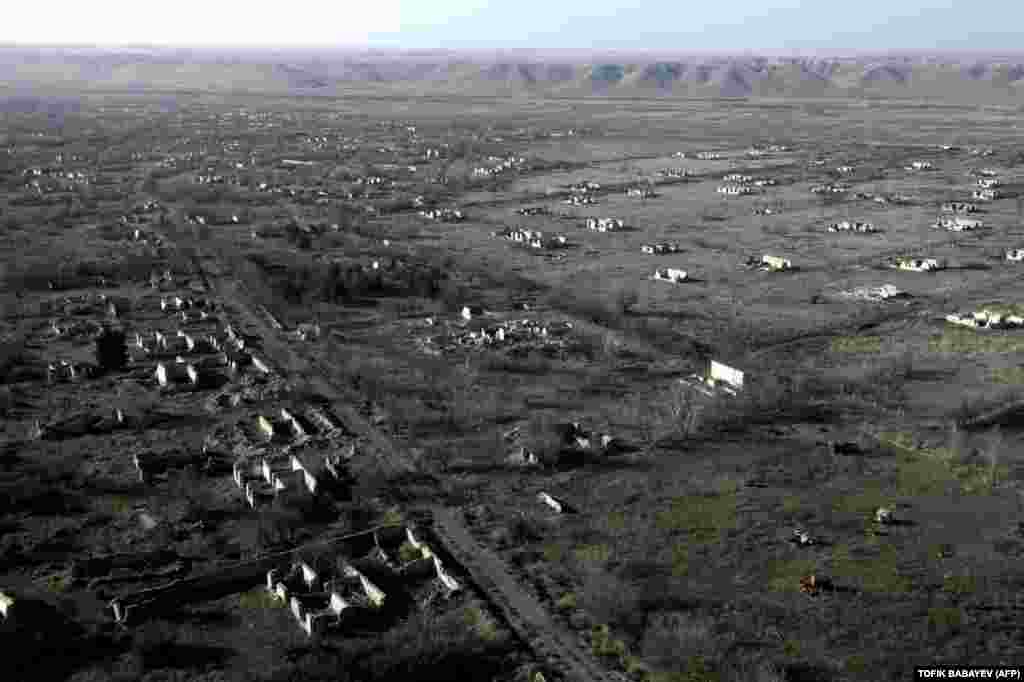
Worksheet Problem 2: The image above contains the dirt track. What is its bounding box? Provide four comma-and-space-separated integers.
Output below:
431, 506, 629, 682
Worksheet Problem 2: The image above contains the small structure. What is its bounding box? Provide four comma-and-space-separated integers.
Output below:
941, 201, 979, 214
759, 255, 793, 272
875, 507, 894, 525
934, 216, 983, 231
906, 161, 933, 171
828, 220, 876, 233
641, 243, 683, 255
894, 257, 942, 272
685, 359, 744, 397
791, 529, 816, 546
461, 305, 483, 321
652, 267, 688, 283
717, 184, 755, 196
537, 492, 565, 513
585, 217, 624, 232
1006, 249, 1024, 262
973, 189, 1000, 201
836, 284, 905, 302
0, 591, 14, 620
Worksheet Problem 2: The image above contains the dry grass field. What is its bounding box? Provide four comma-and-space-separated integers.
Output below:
2, 82, 1024, 682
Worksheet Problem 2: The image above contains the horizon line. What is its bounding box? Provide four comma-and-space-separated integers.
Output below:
4, 42, 1024, 59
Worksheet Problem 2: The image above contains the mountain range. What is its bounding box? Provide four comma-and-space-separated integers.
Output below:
4, 47, 1024, 101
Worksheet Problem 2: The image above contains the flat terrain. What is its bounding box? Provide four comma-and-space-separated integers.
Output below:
2, 87, 1024, 682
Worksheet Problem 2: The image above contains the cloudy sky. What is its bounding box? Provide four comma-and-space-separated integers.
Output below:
4, 0, 1022, 52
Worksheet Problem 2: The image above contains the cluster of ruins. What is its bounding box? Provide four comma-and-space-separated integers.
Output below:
585, 217, 625, 232
892, 257, 943, 272
933, 215, 983, 231
641, 242, 683, 254
418, 207, 465, 222
495, 228, 569, 250
828, 220, 877, 233
746, 254, 794, 272
652, 267, 689, 283
945, 308, 1024, 330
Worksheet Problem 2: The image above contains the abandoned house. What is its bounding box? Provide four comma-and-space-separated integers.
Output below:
894, 257, 942, 272
828, 221, 876, 233
641, 243, 683, 255
941, 201, 980, 214
653, 268, 689, 283
945, 310, 1024, 330
836, 284, 906, 302
686, 359, 745, 397
934, 216, 983, 231
810, 183, 848, 194
717, 184, 755, 196
154, 361, 198, 387
585, 217, 624, 232
755, 255, 793, 271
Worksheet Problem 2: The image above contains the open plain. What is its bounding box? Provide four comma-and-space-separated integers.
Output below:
3, 50, 1024, 682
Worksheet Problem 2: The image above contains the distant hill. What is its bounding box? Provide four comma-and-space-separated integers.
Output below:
4, 47, 1024, 102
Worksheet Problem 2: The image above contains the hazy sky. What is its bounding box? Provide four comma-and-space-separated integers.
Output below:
5, 0, 1023, 51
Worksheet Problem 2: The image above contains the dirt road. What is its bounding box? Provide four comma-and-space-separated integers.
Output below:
431, 506, 629, 682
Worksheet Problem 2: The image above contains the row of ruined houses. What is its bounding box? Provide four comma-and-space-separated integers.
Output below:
267, 527, 461, 636
496, 228, 568, 250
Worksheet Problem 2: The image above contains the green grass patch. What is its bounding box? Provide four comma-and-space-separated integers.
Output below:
542, 542, 567, 563
991, 366, 1024, 384
896, 450, 957, 496
766, 558, 818, 593
574, 543, 612, 565
642, 656, 722, 682
845, 654, 870, 674
398, 541, 425, 563
831, 335, 883, 354
930, 327, 1024, 353
463, 605, 498, 641
833, 482, 893, 515
556, 592, 577, 611
927, 606, 965, 635
44, 574, 70, 593
238, 588, 279, 610
656, 490, 738, 541
780, 494, 805, 514
659, 487, 738, 577
605, 510, 627, 533
830, 544, 910, 594
942, 574, 978, 596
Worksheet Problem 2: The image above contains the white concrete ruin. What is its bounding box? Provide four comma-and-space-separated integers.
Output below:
0, 591, 14, 620
760, 255, 793, 271
653, 268, 689, 283
829, 221, 876, 233
894, 258, 941, 272
837, 285, 904, 302
537, 492, 564, 513
710, 360, 744, 392
934, 216, 983, 231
